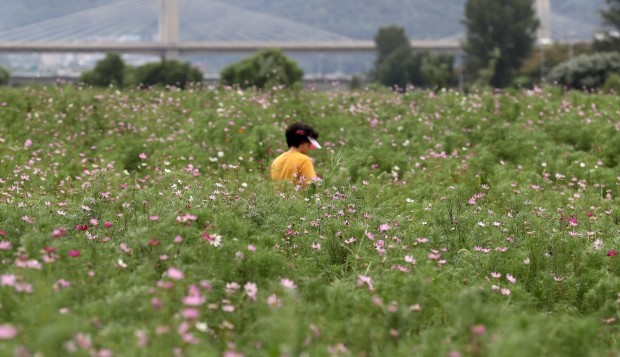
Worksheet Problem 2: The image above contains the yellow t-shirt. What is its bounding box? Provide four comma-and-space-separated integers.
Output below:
270, 151, 317, 186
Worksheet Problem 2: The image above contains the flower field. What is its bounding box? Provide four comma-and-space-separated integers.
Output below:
0, 84, 619, 356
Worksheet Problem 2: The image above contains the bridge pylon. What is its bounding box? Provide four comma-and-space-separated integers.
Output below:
159, 0, 179, 60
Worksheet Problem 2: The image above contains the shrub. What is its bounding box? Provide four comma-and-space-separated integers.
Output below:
603, 72, 620, 92
547, 52, 620, 89
220, 49, 303, 89
79, 53, 125, 87
0, 66, 10, 86
131, 60, 203, 89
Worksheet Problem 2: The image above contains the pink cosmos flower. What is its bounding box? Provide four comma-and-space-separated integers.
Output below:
247, 244, 256, 252
51, 228, 66, 238
182, 308, 200, 320
24, 139, 32, 148
0, 241, 11, 250
357, 275, 374, 290
0, 324, 18, 340
176, 213, 197, 223
244, 282, 258, 301
470, 324, 486, 335
166, 267, 184, 280
267, 294, 281, 308
139, 153, 147, 160
135, 330, 148, 348
378, 223, 391, 232
279, 278, 297, 289
103, 221, 113, 228
1, 274, 16, 286
68, 250, 81, 257
120, 243, 132, 255
183, 285, 206, 306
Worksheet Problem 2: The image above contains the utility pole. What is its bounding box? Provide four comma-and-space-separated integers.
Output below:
159, 0, 179, 61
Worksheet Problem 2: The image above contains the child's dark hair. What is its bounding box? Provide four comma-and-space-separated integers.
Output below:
285, 122, 319, 148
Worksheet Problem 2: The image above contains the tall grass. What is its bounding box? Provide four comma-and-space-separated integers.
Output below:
0, 84, 618, 356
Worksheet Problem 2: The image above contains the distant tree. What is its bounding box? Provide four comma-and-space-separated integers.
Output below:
376, 45, 415, 88
602, 0, 620, 29
79, 53, 125, 87
220, 49, 303, 89
373, 26, 456, 89
132, 60, 203, 89
595, 0, 620, 51
0, 66, 9, 86
462, 0, 539, 88
373, 25, 411, 76
420, 52, 456, 88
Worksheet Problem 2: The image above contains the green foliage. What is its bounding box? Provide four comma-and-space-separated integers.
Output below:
131, 60, 203, 89
604, 72, 620, 92
420, 51, 456, 88
547, 52, 620, 89
463, 0, 539, 88
518, 43, 594, 86
220, 49, 303, 89
79, 53, 125, 88
0, 66, 9, 86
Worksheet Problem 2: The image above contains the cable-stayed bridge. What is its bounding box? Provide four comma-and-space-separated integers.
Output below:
0, 0, 460, 58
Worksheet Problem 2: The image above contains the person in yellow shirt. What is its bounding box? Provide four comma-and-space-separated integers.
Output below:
270, 122, 321, 187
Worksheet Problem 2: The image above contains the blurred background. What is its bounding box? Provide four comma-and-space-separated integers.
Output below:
0, 0, 611, 87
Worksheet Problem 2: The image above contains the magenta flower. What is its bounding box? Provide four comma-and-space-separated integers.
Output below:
607, 250, 619, 257
67, 250, 81, 257
103, 221, 113, 228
